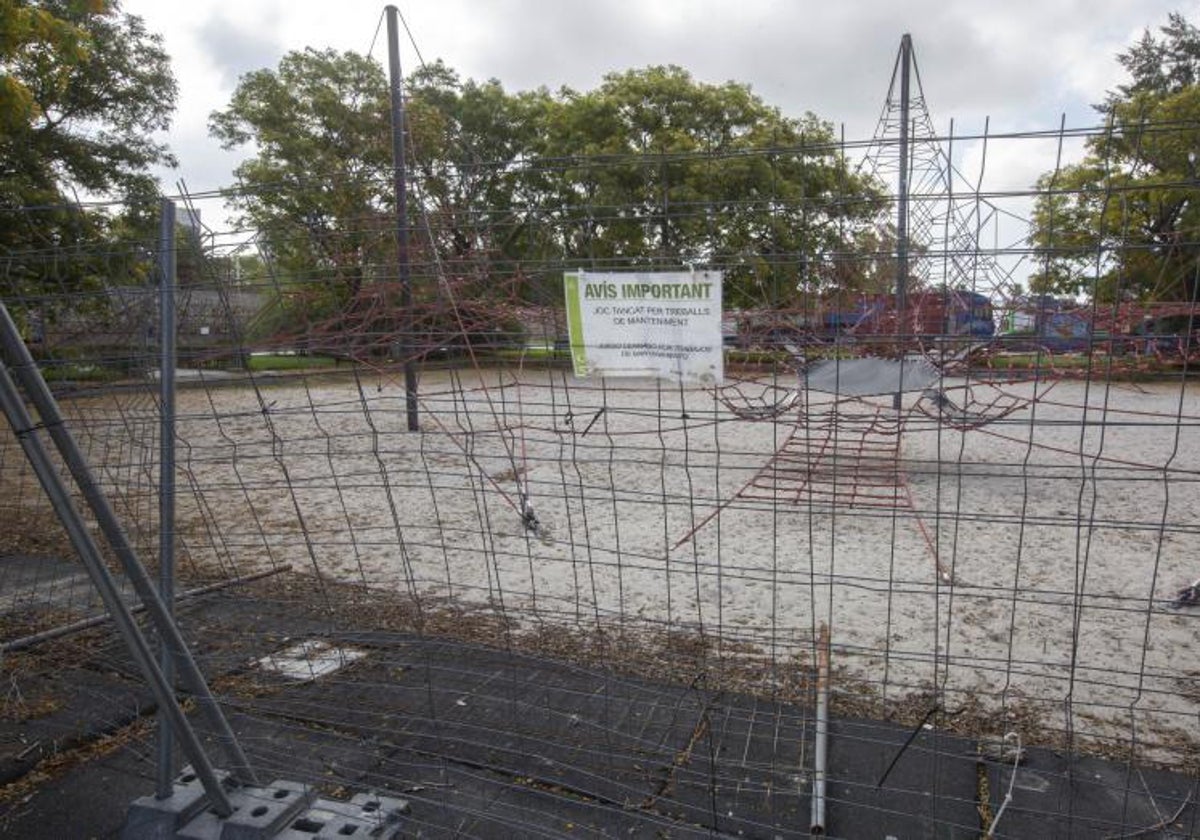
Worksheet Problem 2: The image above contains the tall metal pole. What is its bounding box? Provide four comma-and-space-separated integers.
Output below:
156, 199, 178, 798
894, 33, 912, 410
896, 34, 911, 324
386, 5, 419, 432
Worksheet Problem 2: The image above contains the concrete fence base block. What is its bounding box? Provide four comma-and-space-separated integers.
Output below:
123, 767, 409, 840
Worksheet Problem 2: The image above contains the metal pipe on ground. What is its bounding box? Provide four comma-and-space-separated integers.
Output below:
0, 565, 292, 654
811, 622, 830, 835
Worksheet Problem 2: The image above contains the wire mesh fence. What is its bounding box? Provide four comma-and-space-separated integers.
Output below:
1, 118, 1199, 837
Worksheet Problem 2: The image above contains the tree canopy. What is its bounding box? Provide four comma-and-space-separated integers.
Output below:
2, 0, 175, 209
0, 0, 177, 300
1029, 12, 1200, 302
210, 48, 392, 311
535, 66, 886, 305
211, 54, 888, 320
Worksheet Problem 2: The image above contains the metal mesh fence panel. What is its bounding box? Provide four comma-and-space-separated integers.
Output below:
2, 120, 1199, 837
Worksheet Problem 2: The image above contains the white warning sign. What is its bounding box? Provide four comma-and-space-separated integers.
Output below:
563, 270, 723, 384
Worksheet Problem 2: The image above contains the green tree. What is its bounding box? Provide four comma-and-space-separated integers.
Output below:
213, 56, 887, 328
211, 51, 549, 355
2, 0, 175, 212
210, 47, 393, 313
1, 0, 176, 304
1029, 13, 1200, 302
534, 66, 886, 307
1, 0, 91, 133
405, 60, 553, 272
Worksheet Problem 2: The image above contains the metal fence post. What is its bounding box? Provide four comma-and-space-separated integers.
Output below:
156, 198, 177, 799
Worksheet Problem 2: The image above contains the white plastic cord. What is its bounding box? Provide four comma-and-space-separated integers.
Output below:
987, 731, 1022, 838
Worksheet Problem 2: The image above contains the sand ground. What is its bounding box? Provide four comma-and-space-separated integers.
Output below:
6, 365, 1199, 756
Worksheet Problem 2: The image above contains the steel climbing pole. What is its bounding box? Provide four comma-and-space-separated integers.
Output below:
386, 4, 419, 432
894, 33, 912, 411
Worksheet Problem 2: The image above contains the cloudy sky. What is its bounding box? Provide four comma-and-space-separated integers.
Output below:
122, 0, 1198, 227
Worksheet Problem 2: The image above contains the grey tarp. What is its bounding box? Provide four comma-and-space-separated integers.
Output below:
802, 356, 940, 396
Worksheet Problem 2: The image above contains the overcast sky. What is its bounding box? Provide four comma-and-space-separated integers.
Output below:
122, 0, 1199, 239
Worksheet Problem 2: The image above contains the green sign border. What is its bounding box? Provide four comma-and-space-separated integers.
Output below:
563, 272, 588, 375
